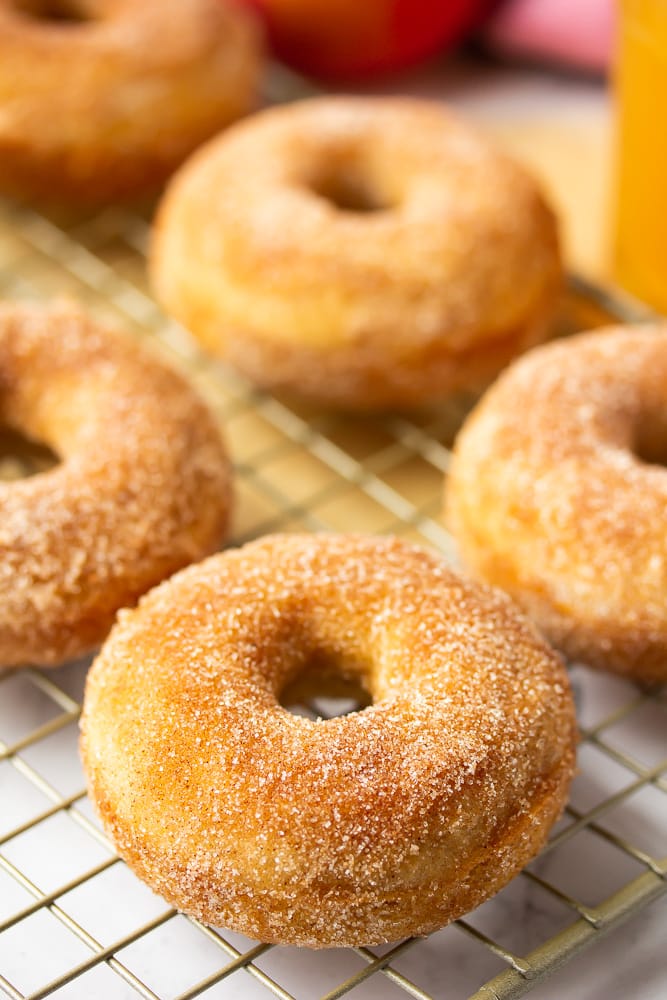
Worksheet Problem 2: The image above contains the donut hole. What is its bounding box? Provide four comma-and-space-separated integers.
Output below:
0, 426, 59, 481
13, 1, 92, 23
307, 162, 395, 215
280, 654, 372, 720
634, 419, 667, 468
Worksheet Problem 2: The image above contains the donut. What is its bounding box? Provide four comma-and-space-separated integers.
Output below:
0, 0, 261, 202
446, 325, 667, 687
150, 96, 562, 411
0, 301, 231, 668
80, 533, 576, 948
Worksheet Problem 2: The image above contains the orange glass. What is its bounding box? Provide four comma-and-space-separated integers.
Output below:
614, 0, 667, 313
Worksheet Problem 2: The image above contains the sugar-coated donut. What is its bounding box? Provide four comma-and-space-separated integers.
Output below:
150, 97, 562, 411
81, 533, 576, 948
0, 0, 261, 201
0, 301, 231, 668
446, 325, 667, 686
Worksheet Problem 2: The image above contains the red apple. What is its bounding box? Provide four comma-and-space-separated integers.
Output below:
239, 0, 493, 81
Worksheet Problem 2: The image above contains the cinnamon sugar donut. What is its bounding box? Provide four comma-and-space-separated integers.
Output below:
150, 96, 562, 410
0, 0, 261, 201
446, 325, 667, 686
81, 533, 576, 948
0, 301, 231, 668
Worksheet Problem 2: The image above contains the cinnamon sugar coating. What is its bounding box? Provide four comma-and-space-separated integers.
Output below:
150, 97, 562, 410
0, 301, 231, 668
81, 533, 576, 948
446, 325, 667, 686
0, 0, 261, 202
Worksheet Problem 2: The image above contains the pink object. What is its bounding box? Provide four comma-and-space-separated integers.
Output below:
484, 0, 615, 72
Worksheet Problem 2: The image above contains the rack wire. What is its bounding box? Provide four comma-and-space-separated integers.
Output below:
0, 193, 665, 1000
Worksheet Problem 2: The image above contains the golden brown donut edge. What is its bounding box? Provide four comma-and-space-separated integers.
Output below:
150, 96, 562, 410
81, 533, 576, 947
0, 300, 231, 668
446, 324, 667, 686
0, 0, 263, 202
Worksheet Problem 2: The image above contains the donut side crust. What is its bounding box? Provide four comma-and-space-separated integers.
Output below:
83, 730, 572, 946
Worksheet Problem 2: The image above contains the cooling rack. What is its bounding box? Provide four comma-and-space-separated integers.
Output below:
0, 191, 665, 1000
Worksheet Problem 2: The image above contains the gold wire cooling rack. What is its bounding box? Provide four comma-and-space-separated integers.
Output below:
0, 194, 665, 1000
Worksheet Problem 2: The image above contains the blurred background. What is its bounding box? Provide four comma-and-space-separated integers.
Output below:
246, 0, 615, 282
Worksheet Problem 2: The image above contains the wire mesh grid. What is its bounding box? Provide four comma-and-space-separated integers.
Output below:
0, 194, 665, 1000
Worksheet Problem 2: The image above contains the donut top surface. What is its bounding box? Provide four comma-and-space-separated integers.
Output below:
0, 0, 243, 57
151, 96, 561, 401
0, 0, 262, 200
82, 533, 576, 946
0, 0, 252, 117
446, 324, 667, 683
